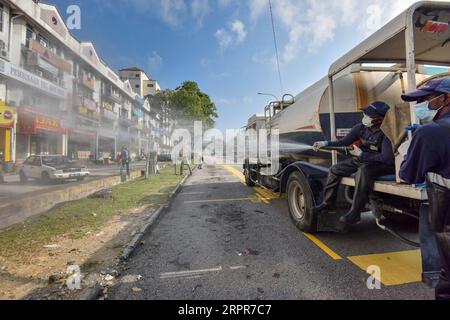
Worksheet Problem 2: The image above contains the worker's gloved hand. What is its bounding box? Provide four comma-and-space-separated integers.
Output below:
398, 140, 411, 159
313, 141, 328, 152
404, 124, 421, 135
350, 145, 363, 157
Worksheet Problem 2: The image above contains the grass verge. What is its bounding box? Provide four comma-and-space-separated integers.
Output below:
0, 166, 185, 260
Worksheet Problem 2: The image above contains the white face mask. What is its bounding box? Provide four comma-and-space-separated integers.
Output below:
414, 99, 444, 124
362, 114, 375, 128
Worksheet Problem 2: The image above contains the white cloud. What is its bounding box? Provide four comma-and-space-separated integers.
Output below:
215, 28, 234, 49
248, 0, 268, 21
249, 0, 447, 64
215, 19, 247, 49
110, 0, 211, 28
147, 51, 163, 71
230, 20, 247, 43
191, 0, 210, 27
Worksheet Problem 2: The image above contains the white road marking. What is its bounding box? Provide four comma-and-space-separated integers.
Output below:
230, 266, 247, 270
159, 267, 223, 279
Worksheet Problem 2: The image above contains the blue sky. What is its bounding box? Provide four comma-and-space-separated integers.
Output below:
49, 0, 425, 131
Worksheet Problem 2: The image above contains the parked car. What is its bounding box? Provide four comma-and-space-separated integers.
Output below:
18, 155, 90, 184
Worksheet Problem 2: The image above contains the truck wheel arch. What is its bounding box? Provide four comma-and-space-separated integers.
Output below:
280, 161, 328, 202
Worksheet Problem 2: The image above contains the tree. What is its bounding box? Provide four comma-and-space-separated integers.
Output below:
168, 81, 218, 127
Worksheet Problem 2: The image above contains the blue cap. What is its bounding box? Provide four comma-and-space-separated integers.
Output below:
363, 101, 390, 117
402, 78, 450, 102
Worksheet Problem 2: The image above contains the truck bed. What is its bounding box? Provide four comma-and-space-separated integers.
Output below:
341, 178, 428, 201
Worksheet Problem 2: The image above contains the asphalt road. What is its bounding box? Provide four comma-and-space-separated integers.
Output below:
108, 164, 435, 300
0, 161, 147, 201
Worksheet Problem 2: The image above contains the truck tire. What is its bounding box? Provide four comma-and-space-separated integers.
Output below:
244, 167, 256, 187
287, 171, 317, 233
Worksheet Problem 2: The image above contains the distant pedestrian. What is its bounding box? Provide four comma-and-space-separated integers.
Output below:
120, 145, 131, 178
198, 155, 204, 170
179, 148, 192, 176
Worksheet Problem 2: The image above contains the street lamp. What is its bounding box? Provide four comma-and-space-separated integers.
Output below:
257, 92, 279, 102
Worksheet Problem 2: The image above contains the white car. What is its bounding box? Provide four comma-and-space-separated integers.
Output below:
18, 155, 90, 183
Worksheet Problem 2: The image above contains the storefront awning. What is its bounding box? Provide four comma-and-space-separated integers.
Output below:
68, 128, 96, 137
119, 117, 135, 127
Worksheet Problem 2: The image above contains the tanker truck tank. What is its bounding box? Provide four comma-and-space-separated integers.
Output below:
269, 67, 428, 164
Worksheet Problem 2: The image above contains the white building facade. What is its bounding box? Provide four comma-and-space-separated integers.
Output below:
0, 0, 160, 168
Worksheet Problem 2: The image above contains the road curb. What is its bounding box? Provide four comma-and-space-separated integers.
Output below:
78, 170, 192, 300
121, 204, 167, 261
121, 169, 193, 260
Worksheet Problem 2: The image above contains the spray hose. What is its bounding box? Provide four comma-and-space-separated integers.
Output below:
375, 219, 420, 248
321, 146, 355, 155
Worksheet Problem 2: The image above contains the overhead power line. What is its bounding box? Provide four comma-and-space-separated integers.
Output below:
268, 0, 284, 98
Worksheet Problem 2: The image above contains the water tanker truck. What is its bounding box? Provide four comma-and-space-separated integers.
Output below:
243, 1, 450, 285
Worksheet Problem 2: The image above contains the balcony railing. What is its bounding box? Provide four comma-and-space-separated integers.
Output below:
28, 39, 72, 74
79, 74, 95, 91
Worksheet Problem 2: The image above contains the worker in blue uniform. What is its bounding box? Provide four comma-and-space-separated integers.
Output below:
313, 101, 395, 225
399, 78, 450, 301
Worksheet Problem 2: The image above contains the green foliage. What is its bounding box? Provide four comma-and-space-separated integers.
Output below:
147, 81, 218, 127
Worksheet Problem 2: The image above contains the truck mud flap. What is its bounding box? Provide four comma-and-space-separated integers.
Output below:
419, 203, 442, 288
316, 209, 349, 233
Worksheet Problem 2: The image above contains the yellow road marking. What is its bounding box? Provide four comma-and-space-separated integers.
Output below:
348, 250, 422, 286
223, 165, 246, 183
254, 186, 281, 200
256, 193, 270, 204
223, 165, 283, 203
303, 233, 343, 261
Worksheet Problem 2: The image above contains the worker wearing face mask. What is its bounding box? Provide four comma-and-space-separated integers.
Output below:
313, 101, 394, 225
399, 78, 450, 301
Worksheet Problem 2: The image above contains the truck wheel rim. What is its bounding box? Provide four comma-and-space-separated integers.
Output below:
289, 181, 305, 220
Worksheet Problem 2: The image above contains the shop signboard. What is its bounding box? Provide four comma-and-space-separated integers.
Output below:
103, 102, 113, 111
18, 108, 63, 134
84, 98, 97, 112
0, 104, 16, 128
0, 58, 66, 99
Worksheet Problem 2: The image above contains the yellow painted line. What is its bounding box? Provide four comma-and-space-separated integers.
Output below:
256, 193, 270, 204
223, 165, 282, 203
303, 233, 343, 261
223, 165, 246, 183
254, 186, 281, 200
348, 250, 422, 286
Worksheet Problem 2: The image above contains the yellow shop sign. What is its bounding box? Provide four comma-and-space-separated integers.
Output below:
0, 103, 16, 128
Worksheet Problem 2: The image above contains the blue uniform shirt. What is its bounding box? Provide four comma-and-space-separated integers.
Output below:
400, 113, 450, 184
327, 123, 395, 167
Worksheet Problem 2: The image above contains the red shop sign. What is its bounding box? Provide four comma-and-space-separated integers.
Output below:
18, 108, 63, 134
